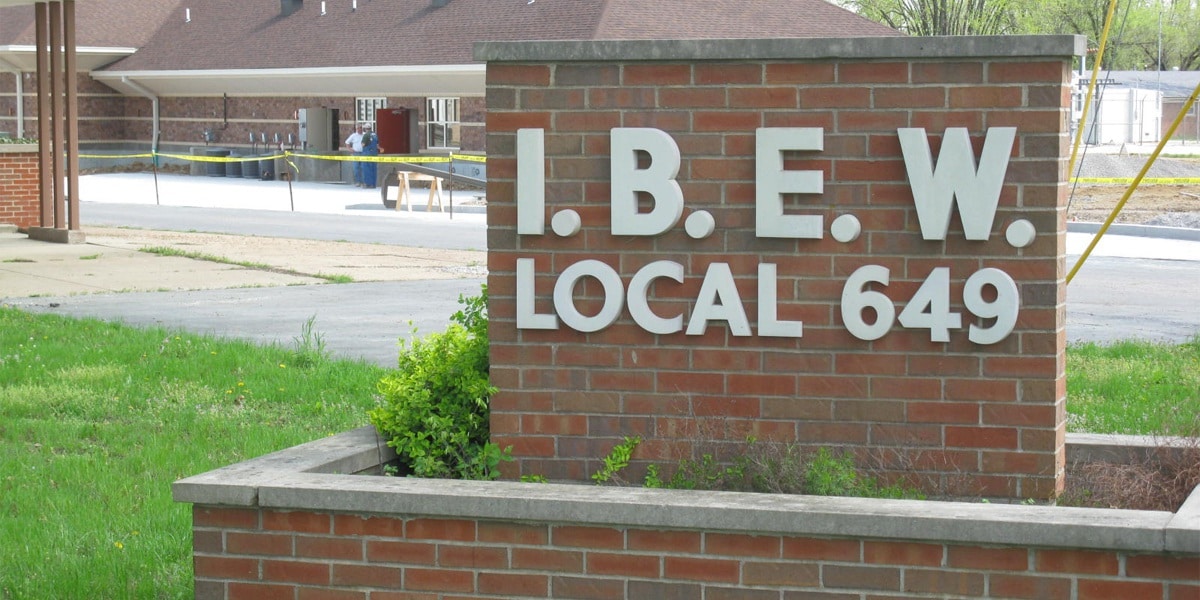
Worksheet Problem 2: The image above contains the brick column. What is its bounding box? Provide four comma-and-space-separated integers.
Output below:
480, 36, 1082, 500
0, 145, 41, 229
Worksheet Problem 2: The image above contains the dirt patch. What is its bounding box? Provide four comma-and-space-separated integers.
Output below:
1069, 183, 1200, 227
1068, 153, 1200, 227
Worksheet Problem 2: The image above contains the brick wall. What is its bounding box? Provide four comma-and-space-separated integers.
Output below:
189, 504, 1200, 600
0, 146, 40, 228
482, 37, 1078, 500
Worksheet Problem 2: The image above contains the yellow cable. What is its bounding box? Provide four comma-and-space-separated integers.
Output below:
1066, 81, 1200, 285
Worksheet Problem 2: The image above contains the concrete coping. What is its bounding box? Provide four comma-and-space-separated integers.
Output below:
0, 143, 37, 153
174, 427, 1198, 555
474, 35, 1087, 63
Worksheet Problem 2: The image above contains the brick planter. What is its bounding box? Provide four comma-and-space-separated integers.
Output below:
174, 427, 1200, 600
0, 144, 39, 229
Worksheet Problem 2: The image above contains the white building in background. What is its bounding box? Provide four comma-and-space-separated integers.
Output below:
1072, 70, 1200, 147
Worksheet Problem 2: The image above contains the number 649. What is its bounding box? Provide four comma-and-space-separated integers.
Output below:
840, 266, 1019, 344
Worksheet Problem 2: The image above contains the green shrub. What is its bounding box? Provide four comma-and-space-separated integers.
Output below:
369, 285, 508, 479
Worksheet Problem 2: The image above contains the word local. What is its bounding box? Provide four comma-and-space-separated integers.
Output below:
514, 126, 1022, 343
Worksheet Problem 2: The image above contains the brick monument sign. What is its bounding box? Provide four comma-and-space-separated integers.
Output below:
482, 36, 1081, 500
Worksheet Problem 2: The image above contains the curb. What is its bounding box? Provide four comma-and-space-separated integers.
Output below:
1068, 221, 1200, 242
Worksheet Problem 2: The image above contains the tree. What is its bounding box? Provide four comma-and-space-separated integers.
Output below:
842, 0, 1200, 71
839, 0, 1022, 35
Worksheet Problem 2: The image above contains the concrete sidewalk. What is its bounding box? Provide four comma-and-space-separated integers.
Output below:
2, 171, 1198, 364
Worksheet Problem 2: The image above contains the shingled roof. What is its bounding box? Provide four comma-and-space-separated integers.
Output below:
0, 0, 180, 71
0, 0, 179, 48
103, 0, 901, 72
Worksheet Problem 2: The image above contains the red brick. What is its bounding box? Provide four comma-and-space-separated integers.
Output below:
336, 513, 405, 537
990, 573, 1072, 599
332, 564, 402, 587
839, 62, 909, 83
478, 572, 548, 597
512, 548, 584, 573
664, 557, 740, 583
782, 537, 859, 559
405, 568, 475, 593
1035, 549, 1119, 575
297, 589, 367, 600
628, 530, 701, 553
295, 536, 361, 561
695, 63, 762, 85
194, 506, 259, 529
946, 426, 1019, 450
228, 582, 293, 600
659, 87, 727, 108
367, 540, 437, 565
194, 555, 258, 580
551, 576, 625, 599
1125, 554, 1200, 579
1078, 579, 1163, 600
262, 511, 330, 534
624, 64, 691, 86
487, 64, 551, 86
904, 569, 985, 596
705, 533, 782, 558
406, 519, 476, 542
822, 565, 901, 591
989, 61, 1066, 84
193, 530, 224, 554
864, 541, 943, 566
587, 552, 661, 578
226, 532, 293, 556
262, 559, 329, 585
437, 544, 508, 568
947, 545, 1029, 571
478, 522, 548, 545
743, 561, 820, 587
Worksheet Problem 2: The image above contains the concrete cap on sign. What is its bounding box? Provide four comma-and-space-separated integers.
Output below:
476, 35, 1087, 62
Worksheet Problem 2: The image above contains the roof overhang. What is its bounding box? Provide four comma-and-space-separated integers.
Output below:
91, 64, 487, 97
0, 45, 136, 72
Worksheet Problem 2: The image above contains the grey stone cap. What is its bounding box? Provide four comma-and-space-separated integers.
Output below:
0, 143, 38, 153
474, 35, 1086, 63
175, 427, 1198, 555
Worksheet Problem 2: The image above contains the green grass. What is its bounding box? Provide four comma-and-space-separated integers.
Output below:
0, 307, 387, 599
0, 306, 1196, 598
1066, 336, 1200, 436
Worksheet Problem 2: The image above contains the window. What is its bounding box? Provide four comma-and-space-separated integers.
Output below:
426, 97, 460, 149
356, 97, 387, 128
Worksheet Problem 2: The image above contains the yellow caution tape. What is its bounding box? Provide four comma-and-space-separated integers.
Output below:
288, 152, 455, 164
78, 150, 487, 165
78, 153, 156, 159
154, 153, 284, 163
1073, 177, 1200, 184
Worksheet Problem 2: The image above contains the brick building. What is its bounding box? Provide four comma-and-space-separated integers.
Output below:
0, 0, 900, 157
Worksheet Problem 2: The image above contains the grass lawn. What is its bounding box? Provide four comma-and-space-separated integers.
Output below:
0, 306, 1196, 598
0, 307, 386, 599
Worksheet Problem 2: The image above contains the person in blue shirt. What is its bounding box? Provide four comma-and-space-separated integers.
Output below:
360, 125, 380, 189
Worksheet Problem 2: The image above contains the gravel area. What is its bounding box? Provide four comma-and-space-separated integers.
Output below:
1074, 152, 1200, 180
1071, 152, 1200, 228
